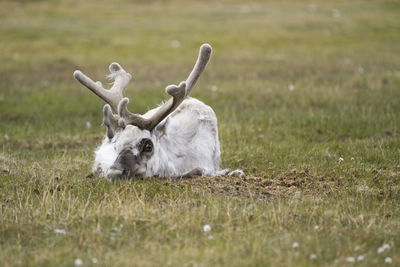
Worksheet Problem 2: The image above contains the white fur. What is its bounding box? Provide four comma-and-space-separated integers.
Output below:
92, 98, 221, 178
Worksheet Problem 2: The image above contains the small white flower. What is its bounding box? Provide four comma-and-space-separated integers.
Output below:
357, 255, 365, 261
385, 257, 392, 264
204, 205, 207, 209
314, 225, 319, 230
378, 244, 390, 254
292, 242, 299, 248
288, 84, 295, 91
210, 85, 218, 92
358, 66, 364, 74
74, 258, 83, 266
203, 224, 211, 232
86, 121, 91, 129
354, 245, 360, 251
346, 257, 355, 263
54, 229, 67, 234
310, 254, 317, 260
338, 157, 344, 163
92, 258, 98, 264
351, 157, 355, 161
332, 9, 341, 18
208, 235, 214, 240
170, 40, 180, 48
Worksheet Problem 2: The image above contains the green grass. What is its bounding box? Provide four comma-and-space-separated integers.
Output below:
1, 0, 400, 266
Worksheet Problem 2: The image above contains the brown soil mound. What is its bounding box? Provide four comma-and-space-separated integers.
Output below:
165, 169, 340, 200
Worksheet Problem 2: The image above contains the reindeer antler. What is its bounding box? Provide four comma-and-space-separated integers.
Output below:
73, 63, 131, 114
73, 44, 212, 136
73, 63, 132, 138
118, 81, 187, 130
118, 43, 212, 131
185, 43, 212, 96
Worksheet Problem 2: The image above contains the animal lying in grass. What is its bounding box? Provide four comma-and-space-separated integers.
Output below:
73, 44, 222, 181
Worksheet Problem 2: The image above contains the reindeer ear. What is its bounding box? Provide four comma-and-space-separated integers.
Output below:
154, 117, 169, 137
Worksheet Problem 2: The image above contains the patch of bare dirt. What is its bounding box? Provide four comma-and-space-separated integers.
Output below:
165, 169, 341, 200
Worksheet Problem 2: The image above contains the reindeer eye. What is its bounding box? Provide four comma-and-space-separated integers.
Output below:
142, 140, 153, 153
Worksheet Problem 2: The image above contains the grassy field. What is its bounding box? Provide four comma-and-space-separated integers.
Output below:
1, 0, 400, 266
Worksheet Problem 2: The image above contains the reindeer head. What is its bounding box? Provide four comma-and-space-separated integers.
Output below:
73, 44, 212, 180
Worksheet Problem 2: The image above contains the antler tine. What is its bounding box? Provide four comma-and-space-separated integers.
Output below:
103, 104, 119, 139
73, 62, 132, 113
185, 43, 212, 97
118, 82, 187, 131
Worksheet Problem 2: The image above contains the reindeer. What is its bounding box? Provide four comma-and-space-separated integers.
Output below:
73, 44, 223, 181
